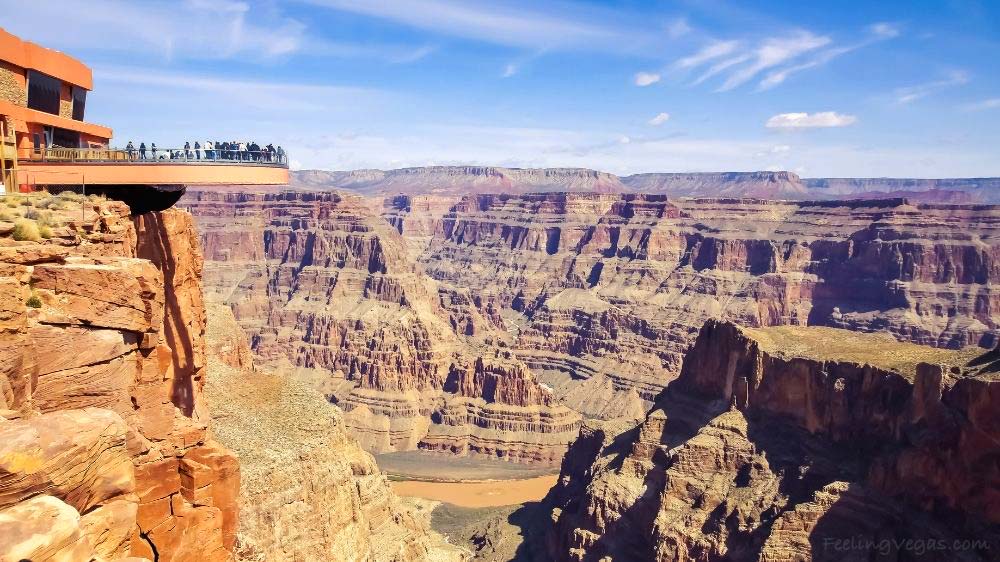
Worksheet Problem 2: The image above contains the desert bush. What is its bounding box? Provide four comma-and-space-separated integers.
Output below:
58, 190, 82, 201
26, 294, 42, 308
12, 218, 41, 241
0, 210, 12, 222
24, 207, 42, 220
38, 224, 53, 239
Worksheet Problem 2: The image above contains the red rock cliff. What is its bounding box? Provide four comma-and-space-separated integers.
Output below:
0, 196, 239, 562
183, 188, 580, 465
420, 194, 1000, 422
544, 320, 999, 561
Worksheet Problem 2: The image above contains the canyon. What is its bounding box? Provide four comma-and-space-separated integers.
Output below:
182, 187, 1000, 460
3, 172, 998, 562
543, 320, 999, 561
183, 188, 581, 466
418, 193, 999, 417
0, 194, 463, 562
185, 183, 998, 560
203, 302, 465, 561
291, 167, 1000, 203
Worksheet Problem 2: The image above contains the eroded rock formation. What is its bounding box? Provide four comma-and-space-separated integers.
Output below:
203, 303, 466, 561
292, 166, 1000, 202
545, 320, 1000, 561
420, 193, 1000, 418
291, 167, 626, 196
0, 201, 238, 561
183, 188, 580, 464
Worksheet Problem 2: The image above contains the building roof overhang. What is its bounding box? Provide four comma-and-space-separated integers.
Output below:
0, 28, 93, 90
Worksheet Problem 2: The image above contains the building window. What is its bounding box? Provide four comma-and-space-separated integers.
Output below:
27, 70, 61, 115
52, 127, 80, 148
72, 86, 86, 121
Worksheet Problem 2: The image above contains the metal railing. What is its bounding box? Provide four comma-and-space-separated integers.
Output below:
25, 146, 288, 167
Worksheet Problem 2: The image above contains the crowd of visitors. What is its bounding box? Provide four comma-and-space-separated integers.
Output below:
124, 140, 285, 163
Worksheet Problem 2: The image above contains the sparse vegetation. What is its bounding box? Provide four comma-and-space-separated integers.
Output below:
26, 295, 42, 308
1, 192, 107, 241
12, 218, 41, 242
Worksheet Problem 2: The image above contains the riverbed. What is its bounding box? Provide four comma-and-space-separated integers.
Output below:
390, 474, 558, 508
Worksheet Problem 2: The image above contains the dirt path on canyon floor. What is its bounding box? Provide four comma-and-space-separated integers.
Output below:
390, 475, 558, 508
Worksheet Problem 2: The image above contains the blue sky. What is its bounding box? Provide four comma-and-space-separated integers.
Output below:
3, 0, 998, 176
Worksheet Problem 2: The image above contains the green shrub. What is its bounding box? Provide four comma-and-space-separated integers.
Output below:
39, 224, 53, 239
12, 219, 40, 242
26, 295, 42, 308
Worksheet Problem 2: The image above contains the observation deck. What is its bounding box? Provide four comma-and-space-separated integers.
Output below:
1, 27, 288, 213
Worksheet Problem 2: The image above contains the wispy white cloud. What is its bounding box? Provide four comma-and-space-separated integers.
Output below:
95, 66, 379, 112
676, 40, 741, 69
502, 63, 519, 78
756, 23, 899, 91
387, 45, 437, 64
894, 71, 970, 104
765, 112, 857, 129
0, 0, 435, 64
717, 31, 831, 91
665, 18, 692, 39
677, 23, 899, 92
648, 112, 671, 126
304, 0, 625, 51
635, 72, 662, 86
0, 0, 307, 61
691, 54, 752, 85
963, 98, 1000, 111
869, 22, 901, 39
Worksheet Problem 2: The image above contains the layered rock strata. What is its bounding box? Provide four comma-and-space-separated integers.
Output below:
291, 167, 626, 196
622, 171, 808, 199
183, 188, 580, 464
204, 303, 466, 561
545, 320, 1000, 561
419, 193, 1000, 416
382, 194, 461, 258
0, 201, 239, 561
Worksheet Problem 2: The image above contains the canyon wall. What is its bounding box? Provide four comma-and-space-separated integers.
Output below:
544, 320, 1000, 561
419, 193, 1000, 418
203, 303, 465, 561
291, 167, 627, 196
806, 177, 1000, 202
291, 167, 1000, 202
183, 188, 580, 465
621, 171, 809, 199
0, 201, 239, 561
